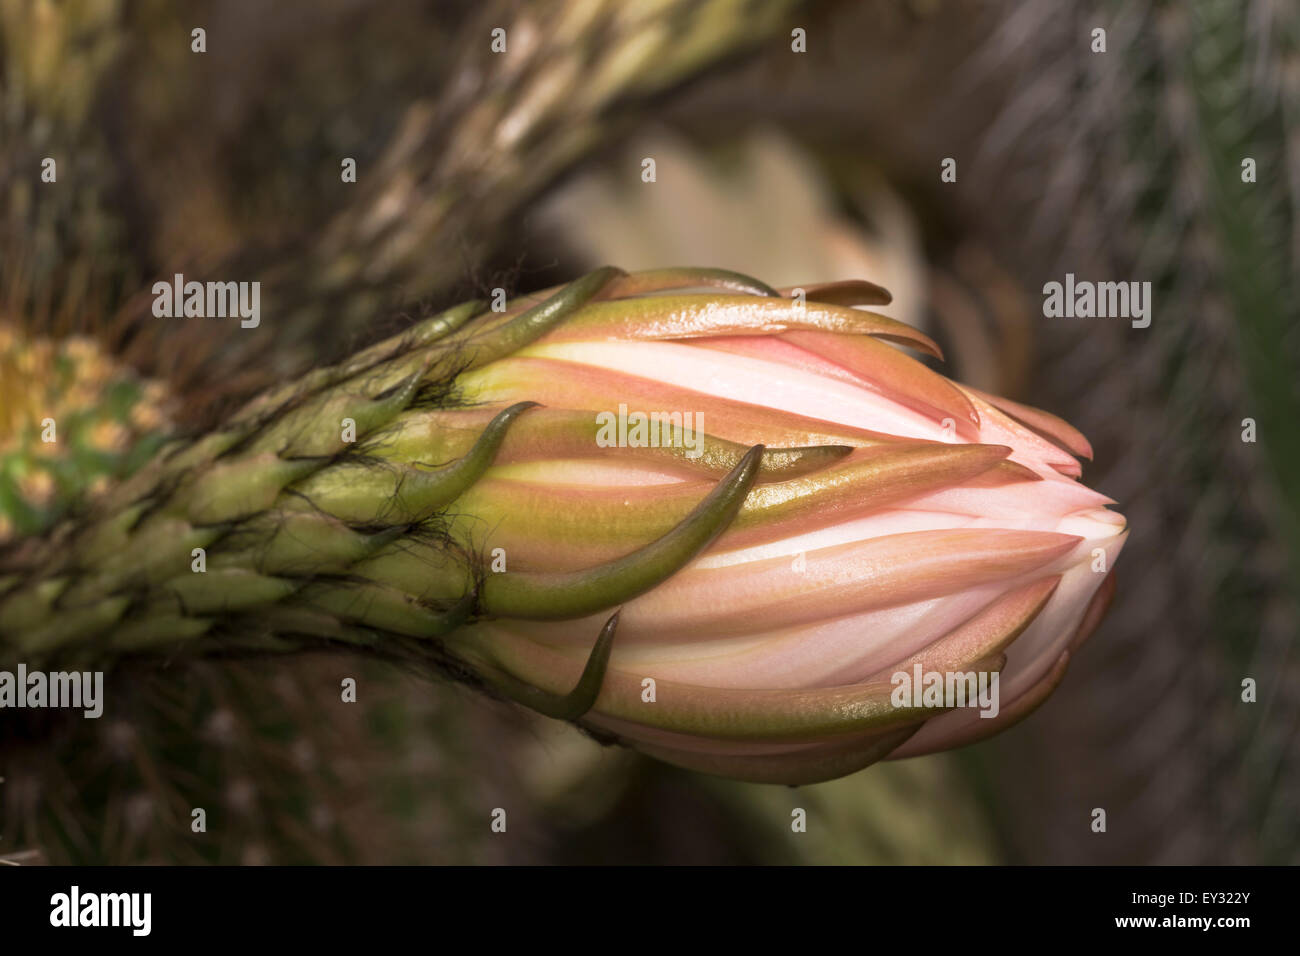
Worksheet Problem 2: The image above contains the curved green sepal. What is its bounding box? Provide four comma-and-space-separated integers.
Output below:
605, 267, 779, 299
291, 401, 538, 524
454, 266, 625, 371
538, 292, 941, 358
780, 279, 893, 307
247, 359, 429, 459
214, 511, 403, 575
364, 406, 850, 481
341, 300, 486, 377
482, 610, 621, 721
479, 444, 763, 619
234, 300, 485, 425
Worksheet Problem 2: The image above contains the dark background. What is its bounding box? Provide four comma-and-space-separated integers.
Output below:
0, 0, 1296, 864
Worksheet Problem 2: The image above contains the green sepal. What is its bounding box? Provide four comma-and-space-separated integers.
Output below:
295, 581, 472, 639
290, 401, 538, 524
61, 519, 224, 604
213, 511, 403, 576
0, 577, 69, 635
246, 360, 428, 459
451, 265, 625, 371
479, 444, 763, 619
473, 611, 621, 721
162, 568, 300, 614
15, 596, 130, 655
112, 613, 214, 652
172, 455, 319, 525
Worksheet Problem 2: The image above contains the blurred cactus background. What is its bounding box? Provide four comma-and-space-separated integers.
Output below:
1, 0, 1296, 863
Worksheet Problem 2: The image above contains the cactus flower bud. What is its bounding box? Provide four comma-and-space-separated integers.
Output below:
0, 267, 1125, 785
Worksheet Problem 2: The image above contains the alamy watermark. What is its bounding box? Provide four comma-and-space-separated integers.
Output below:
595, 403, 704, 459
890, 663, 1000, 719
50, 886, 151, 936
0, 664, 103, 718
152, 273, 261, 328
1042, 273, 1151, 328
